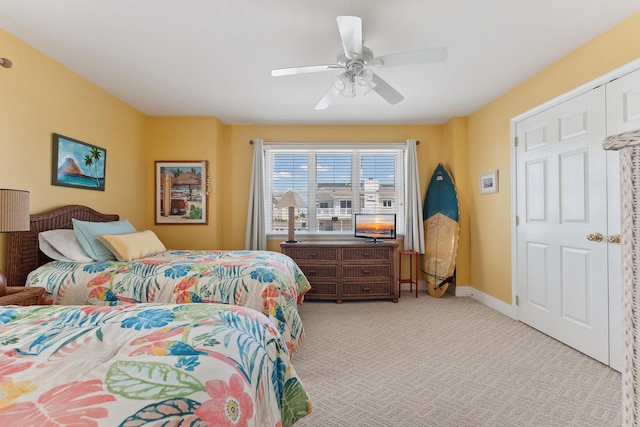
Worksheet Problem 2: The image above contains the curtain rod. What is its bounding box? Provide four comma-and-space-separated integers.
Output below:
249, 139, 420, 145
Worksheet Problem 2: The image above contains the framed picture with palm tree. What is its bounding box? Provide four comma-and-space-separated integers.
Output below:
52, 133, 106, 191
155, 160, 208, 225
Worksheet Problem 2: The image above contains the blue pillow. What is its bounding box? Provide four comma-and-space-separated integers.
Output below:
72, 219, 136, 261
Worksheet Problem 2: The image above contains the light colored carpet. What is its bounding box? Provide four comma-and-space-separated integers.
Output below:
293, 293, 621, 427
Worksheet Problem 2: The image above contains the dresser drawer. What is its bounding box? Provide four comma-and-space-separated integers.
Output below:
285, 247, 338, 261
342, 264, 391, 279
342, 247, 391, 261
305, 282, 338, 298
299, 265, 338, 279
342, 282, 392, 297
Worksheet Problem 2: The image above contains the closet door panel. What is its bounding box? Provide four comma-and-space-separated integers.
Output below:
607, 68, 640, 136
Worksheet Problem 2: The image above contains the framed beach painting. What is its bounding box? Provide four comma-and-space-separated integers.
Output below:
479, 170, 498, 194
155, 160, 208, 225
52, 133, 106, 191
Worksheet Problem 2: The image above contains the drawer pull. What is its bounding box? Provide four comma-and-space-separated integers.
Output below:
362, 252, 372, 257
307, 270, 317, 275
362, 287, 371, 291
309, 252, 318, 258
362, 269, 372, 274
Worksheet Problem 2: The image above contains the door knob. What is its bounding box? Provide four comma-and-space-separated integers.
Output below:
587, 232, 603, 242
607, 234, 621, 244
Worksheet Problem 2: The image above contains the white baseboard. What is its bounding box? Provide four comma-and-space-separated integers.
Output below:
413, 281, 516, 319
454, 285, 517, 319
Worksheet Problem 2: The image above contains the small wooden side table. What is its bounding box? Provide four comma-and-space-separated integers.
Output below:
398, 250, 418, 298
0, 286, 45, 306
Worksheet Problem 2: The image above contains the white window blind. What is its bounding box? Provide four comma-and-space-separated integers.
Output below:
265, 143, 406, 238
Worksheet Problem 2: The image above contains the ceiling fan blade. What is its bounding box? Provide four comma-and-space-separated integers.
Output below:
372, 47, 448, 68
272, 64, 342, 77
314, 86, 340, 110
336, 16, 362, 59
370, 73, 404, 105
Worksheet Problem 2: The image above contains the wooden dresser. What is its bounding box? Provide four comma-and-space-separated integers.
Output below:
281, 241, 398, 303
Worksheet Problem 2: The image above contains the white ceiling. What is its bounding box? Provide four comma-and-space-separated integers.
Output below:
1, 0, 639, 125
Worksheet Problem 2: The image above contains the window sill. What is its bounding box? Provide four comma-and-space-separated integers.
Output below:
267, 233, 404, 242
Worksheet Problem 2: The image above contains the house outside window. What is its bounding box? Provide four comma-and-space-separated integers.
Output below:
265, 143, 405, 238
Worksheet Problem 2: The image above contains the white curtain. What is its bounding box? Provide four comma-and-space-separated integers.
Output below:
404, 139, 425, 253
245, 138, 267, 250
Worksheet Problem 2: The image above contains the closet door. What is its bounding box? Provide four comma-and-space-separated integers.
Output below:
516, 86, 610, 364
606, 68, 640, 372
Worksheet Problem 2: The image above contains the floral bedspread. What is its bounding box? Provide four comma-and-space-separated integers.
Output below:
0, 303, 312, 426
27, 250, 311, 353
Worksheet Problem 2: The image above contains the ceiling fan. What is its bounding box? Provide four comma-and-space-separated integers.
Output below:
271, 16, 447, 110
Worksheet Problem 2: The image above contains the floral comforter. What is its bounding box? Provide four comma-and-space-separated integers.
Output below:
0, 303, 311, 426
27, 250, 311, 353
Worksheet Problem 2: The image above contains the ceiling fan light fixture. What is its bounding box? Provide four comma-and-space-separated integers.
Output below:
342, 81, 356, 97
356, 68, 373, 86
363, 80, 377, 95
333, 72, 356, 97
332, 73, 347, 91
342, 84, 357, 97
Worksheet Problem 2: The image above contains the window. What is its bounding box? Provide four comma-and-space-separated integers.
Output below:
265, 143, 406, 238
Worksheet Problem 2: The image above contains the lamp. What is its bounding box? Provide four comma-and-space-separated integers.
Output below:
0, 189, 30, 297
276, 191, 306, 243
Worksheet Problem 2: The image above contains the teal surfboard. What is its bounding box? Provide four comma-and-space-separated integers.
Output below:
422, 164, 460, 297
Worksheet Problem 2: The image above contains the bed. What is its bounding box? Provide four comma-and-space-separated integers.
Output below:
6, 205, 311, 353
0, 302, 311, 425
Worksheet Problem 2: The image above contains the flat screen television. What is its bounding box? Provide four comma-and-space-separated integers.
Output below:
354, 213, 396, 242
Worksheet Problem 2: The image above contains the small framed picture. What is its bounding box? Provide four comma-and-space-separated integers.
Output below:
52, 133, 106, 191
479, 170, 498, 194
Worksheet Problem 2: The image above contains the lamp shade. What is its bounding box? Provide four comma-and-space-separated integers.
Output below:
275, 191, 306, 209
0, 189, 30, 232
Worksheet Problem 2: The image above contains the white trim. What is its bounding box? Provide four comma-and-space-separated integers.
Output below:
457, 286, 517, 319
415, 281, 517, 320
453, 285, 473, 297
510, 119, 519, 318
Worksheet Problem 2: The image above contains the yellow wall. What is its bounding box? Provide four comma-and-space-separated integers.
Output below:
0, 29, 146, 275
441, 117, 469, 287
144, 117, 223, 250
467, 12, 640, 303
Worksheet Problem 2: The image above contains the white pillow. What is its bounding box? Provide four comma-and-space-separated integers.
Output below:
38, 229, 95, 263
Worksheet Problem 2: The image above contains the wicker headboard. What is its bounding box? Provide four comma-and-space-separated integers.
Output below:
6, 204, 119, 286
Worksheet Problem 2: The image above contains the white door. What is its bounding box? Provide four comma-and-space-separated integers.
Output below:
516, 86, 610, 364
606, 68, 640, 371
